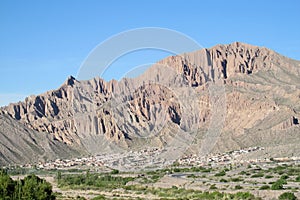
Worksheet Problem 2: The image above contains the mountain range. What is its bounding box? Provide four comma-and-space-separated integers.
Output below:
1, 42, 299, 166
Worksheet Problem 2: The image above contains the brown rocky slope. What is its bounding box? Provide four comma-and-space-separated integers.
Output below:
1, 42, 299, 165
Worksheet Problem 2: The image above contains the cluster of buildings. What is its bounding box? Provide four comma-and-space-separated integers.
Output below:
36, 157, 104, 169
17, 146, 299, 171
178, 146, 265, 166
88, 147, 170, 171
35, 148, 166, 170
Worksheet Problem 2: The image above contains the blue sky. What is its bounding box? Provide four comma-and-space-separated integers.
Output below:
1, 0, 299, 106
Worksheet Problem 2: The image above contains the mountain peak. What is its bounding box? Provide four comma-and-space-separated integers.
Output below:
65, 75, 76, 86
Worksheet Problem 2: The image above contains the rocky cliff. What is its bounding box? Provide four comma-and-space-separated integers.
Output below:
1, 42, 300, 165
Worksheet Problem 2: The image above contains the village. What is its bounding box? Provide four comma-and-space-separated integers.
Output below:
16, 146, 299, 172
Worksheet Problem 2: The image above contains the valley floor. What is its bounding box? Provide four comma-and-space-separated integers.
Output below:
9, 160, 300, 200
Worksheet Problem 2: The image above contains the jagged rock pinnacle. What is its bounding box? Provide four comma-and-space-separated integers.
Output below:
65, 75, 76, 86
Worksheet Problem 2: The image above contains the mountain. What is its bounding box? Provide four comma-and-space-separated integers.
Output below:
1, 42, 299, 166
0, 113, 81, 166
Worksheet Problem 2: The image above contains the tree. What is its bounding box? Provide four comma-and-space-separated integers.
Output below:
0, 170, 55, 200
0, 169, 16, 199
21, 174, 55, 200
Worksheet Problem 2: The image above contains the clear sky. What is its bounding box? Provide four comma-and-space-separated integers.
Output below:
1, 0, 299, 106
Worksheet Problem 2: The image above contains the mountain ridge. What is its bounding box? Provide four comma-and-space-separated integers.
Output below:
1, 42, 299, 166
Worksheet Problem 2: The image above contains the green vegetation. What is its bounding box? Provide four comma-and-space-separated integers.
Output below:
91, 195, 106, 200
171, 166, 211, 173
231, 177, 244, 182
234, 185, 243, 190
0, 169, 55, 200
142, 169, 167, 183
271, 182, 283, 190
187, 174, 198, 178
75, 196, 86, 200
271, 179, 286, 190
239, 170, 247, 175
54, 166, 265, 199
92, 186, 259, 200
251, 173, 264, 178
270, 165, 300, 177
278, 192, 297, 200
173, 168, 181, 172
215, 170, 226, 177
3, 162, 298, 199
220, 178, 228, 182
58, 172, 134, 190
265, 175, 274, 179
259, 185, 270, 190
110, 169, 119, 174
0, 170, 16, 199
209, 184, 218, 190
281, 175, 289, 180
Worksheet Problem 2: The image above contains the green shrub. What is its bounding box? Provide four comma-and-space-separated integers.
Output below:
278, 171, 285, 175
235, 185, 243, 190
92, 194, 106, 200
58, 173, 134, 189
239, 171, 247, 175
209, 184, 218, 190
259, 185, 270, 190
278, 192, 297, 200
296, 176, 300, 182
271, 181, 284, 190
220, 178, 228, 182
111, 169, 119, 174
234, 192, 256, 200
265, 175, 273, 179
280, 175, 289, 180
231, 177, 243, 182
187, 174, 197, 178
279, 179, 288, 185
251, 173, 264, 178
171, 185, 178, 190
121, 186, 259, 199
76, 196, 86, 200
215, 171, 226, 177
173, 168, 181, 173
202, 168, 212, 173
